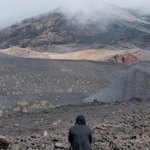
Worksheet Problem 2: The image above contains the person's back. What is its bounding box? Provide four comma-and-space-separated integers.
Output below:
68, 115, 92, 150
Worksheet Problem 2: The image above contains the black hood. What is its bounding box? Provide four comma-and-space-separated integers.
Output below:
75, 115, 86, 125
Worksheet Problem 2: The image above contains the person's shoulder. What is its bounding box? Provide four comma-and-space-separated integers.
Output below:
85, 125, 92, 131
69, 125, 77, 130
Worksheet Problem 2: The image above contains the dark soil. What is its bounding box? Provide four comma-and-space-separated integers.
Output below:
0, 55, 150, 150
0, 98, 149, 149
84, 61, 150, 102
0, 53, 128, 114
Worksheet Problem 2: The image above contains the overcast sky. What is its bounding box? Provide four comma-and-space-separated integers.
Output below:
0, 0, 150, 29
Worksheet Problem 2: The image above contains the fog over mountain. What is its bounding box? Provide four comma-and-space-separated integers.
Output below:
0, 3, 149, 53
0, 0, 150, 29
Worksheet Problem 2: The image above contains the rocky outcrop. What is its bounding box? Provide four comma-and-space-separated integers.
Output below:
106, 50, 150, 64
108, 53, 138, 64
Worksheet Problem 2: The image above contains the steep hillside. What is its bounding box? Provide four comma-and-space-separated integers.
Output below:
0, 53, 128, 114
84, 61, 150, 102
0, 5, 150, 52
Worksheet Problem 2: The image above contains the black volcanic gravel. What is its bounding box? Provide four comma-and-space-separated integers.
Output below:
84, 61, 150, 102
0, 98, 149, 150
0, 53, 128, 114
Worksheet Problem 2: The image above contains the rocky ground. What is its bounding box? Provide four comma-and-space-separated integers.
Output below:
0, 98, 149, 149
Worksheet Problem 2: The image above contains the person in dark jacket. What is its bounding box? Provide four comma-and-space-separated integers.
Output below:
68, 114, 92, 150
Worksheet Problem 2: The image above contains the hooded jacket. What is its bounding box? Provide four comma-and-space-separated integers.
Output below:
68, 115, 92, 150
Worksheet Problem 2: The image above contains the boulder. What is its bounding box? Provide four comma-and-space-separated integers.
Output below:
0, 136, 9, 150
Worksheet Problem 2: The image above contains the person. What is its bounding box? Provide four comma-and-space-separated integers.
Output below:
68, 114, 93, 150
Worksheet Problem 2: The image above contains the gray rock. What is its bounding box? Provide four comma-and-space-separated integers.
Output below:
0, 135, 9, 150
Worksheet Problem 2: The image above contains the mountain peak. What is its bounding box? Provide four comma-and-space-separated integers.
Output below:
0, 5, 149, 52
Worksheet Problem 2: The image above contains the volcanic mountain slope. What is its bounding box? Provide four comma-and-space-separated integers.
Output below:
84, 61, 150, 102
1, 47, 150, 65
0, 5, 150, 52
0, 52, 128, 115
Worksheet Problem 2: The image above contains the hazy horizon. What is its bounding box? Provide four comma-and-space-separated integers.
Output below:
0, 0, 150, 29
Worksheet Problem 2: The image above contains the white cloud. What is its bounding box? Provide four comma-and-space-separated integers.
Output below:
0, 0, 61, 29
0, 0, 150, 29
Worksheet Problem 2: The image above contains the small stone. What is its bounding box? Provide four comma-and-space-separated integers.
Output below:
55, 142, 64, 148
14, 124, 20, 127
